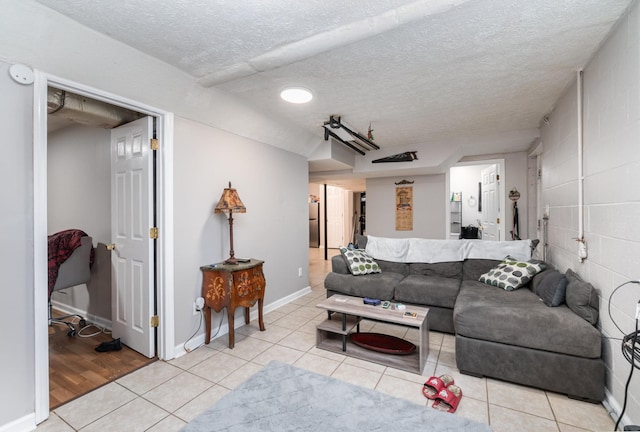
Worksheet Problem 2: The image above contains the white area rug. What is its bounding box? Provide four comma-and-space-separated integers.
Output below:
181, 361, 492, 431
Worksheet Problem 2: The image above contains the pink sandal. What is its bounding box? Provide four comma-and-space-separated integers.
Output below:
432, 384, 463, 413
422, 374, 455, 400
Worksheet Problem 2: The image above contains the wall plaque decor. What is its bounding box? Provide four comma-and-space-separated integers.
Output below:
395, 186, 413, 231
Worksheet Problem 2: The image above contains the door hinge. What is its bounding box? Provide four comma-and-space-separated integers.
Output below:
150, 315, 159, 327
150, 138, 159, 151
150, 227, 159, 239
497, 217, 500, 224
496, 174, 500, 181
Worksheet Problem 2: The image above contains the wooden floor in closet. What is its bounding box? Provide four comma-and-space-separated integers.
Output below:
49, 311, 156, 409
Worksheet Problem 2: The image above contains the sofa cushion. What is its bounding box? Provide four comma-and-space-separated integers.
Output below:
454, 281, 602, 358
409, 261, 463, 279
478, 257, 544, 291
377, 260, 410, 276
323, 271, 401, 300
531, 269, 567, 307
339, 247, 381, 276
565, 269, 599, 325
462, 259, 501, 281
395, 275, 461, 308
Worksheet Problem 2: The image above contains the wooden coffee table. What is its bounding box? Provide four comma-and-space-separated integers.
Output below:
316, 294, 429, 374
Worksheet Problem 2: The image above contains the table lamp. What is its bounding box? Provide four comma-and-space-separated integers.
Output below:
214, 182, 246, 265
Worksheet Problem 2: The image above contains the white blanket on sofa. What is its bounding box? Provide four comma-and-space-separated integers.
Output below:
365, 236, 532, 263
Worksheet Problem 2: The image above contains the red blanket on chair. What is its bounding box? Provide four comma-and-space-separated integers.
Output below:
48, 229, 92, 296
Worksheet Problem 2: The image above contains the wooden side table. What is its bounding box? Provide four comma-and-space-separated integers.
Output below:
200, 259, 266, 348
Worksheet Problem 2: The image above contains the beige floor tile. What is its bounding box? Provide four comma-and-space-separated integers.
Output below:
307, 346, 347, 362
385, 366, 432, 384
222, 335, 273, 360
217, 361, 264, 390
272, 303, 300, 315
331, 362, 382, 389
188, 352, 247, 383
487, 379, 553, 419
271, 314, 312, 330
289, 305, 324, 319
435, 364, 488, 402
344, 356, 387, 373
436, 346, 457, 367
557, 423, 590, 432
143, 371, 213, 412
116, 361, 183, 395
252, 344, 305, 365
547, 393, 614, 431
489, 404, 559, 432
80, 397, 168, 432
263, 310, 286, 324
172, 385, 230, 423
296, 320, 321, 335
35, 413, 75, 432
244, 323, 292, 343
145, 415, 187, 432
293, 352, 341, 376
456, 395, 490, 425
277, 330, 317, 352
168, 345, 216, 370
442, 333, 456, 349
429, 331, 445, 346
427, 345, 441, 364
375, 374, 428, 406
54, 382, 137, 430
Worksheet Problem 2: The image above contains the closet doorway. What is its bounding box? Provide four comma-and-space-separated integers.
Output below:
33, 74, 175, 421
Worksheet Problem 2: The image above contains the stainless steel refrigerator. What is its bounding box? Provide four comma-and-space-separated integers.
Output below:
309, 202, 320, 247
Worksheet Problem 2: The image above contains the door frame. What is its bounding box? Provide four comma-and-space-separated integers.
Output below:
32, 71, 175, 423
446, 159, 506, 240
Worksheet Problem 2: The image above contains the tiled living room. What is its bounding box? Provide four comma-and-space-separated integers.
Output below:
37, 248, 614, 432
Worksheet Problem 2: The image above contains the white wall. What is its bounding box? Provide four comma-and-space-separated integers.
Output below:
173, 118, 309, 344
540, 1, 640, 425
365, 174, 446, 239
0, 61, 36, 431
47, 125, 112, 321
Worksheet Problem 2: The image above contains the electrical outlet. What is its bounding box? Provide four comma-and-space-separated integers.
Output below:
298, 267, 302, 277
193, 297, 205, 315
193, 302, 199, 315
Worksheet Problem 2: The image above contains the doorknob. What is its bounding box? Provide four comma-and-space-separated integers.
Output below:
106, 243, 116, 251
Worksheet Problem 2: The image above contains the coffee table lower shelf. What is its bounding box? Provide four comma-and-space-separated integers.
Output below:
316, 322, 423, 374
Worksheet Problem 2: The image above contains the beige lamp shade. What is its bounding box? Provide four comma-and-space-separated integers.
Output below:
215, 182, 246, 214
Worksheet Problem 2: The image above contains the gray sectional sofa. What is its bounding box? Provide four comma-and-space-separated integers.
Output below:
323, 236, 605, 402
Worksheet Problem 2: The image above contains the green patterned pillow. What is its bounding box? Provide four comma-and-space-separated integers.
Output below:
479, 256, 545, 291
339, 247, 381, 276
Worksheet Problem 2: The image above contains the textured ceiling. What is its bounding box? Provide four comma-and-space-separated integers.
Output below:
36, 0, 632, 189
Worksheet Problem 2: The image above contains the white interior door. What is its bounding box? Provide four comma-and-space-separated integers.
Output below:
481, 164, 500, 241
110, 116, 155, 358
327, 186, 345, 248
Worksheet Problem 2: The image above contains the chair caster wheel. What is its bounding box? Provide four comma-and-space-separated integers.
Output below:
67, 329, 76, 337
79, 319, 87, 328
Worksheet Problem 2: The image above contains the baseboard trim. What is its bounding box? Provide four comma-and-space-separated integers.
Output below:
173, 285, 312, 358
0, 412, 36, 432
603, 387, 633, 429
50, 300, 112, 331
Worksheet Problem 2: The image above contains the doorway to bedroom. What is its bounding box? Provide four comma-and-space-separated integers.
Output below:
34, 74, 175, 421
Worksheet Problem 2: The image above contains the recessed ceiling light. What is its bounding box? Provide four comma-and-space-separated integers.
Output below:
280, 87, 313, 104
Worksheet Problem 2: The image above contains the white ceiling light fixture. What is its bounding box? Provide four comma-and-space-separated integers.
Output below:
280, 87, 313, 104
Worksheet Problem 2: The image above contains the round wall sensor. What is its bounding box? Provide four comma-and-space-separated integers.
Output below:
9, 64, 35, 85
